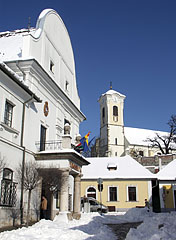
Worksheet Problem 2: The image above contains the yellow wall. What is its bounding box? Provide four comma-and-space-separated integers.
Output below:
163, 185, 174, 209
81, 179, 150, 209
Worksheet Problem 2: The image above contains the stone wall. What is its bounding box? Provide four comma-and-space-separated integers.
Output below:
135, 154, 176, 173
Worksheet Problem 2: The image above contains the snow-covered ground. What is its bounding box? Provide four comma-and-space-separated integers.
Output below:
0, 208, 176, 240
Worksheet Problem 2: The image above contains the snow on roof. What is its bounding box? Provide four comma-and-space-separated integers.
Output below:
38, 148, 83, 156
0, 61, 23, 81
0, 28, 35, 61
156, 159, 176, 180
0, 61, 41, 102
82, 155, 154, 179
124, 127, 172, 147
101, 89, 126, 98
36, 148, 90, 165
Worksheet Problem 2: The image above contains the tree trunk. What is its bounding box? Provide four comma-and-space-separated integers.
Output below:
27, 190, 32, 227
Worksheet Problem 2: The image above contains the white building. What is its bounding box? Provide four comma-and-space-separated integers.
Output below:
0, 9, 89, 227
97, 88, 176, 158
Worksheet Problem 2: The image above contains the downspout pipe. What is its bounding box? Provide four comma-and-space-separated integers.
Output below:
20, 95, 34, 225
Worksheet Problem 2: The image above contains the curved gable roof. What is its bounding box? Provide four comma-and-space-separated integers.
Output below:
30, 9, 75, 74
0, 9, 81, 108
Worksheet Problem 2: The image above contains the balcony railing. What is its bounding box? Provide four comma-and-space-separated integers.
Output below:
35, 140, 62, 152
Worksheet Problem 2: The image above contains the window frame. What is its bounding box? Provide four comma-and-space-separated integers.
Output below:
49, 60, 55, 73
138, 150, 144, 156
40, 125, 47, 151
86, 186, 97, 199
3, 168, 13, 180
113, 106, 118, 116
4, 100, 14, 127
0, 168, 17, 207
108, 186, 118, 202
113, 106, 118, 122
127, 185, 137, 202
65, 80, 69, 92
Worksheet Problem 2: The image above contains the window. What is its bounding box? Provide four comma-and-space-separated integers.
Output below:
109, 186, 118, 201
0, 168, 17, 207
50, 60, 54, 73
128, 186, 137, 201
107, 163, 117, 171
113, 106, 118, 122
86, 187, 96, 199
115, 138, 117, 145
40, 125, 46, 151
102, 107, 105, 124
4, 100, 14, 127
65, 81, 69, 91
139, 151, 144, 156
3, 168, 13, 180
115, 152, 117, 156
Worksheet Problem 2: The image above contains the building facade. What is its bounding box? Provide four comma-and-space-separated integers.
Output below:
81, 156, 154, 212
0, 9, 88, 227
156, 159, 176, 212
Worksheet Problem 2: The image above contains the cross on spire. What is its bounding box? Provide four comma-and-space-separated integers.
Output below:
28, 17, 31, 31
110, 81, 112, 89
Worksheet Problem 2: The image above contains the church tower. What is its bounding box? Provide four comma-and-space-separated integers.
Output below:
98, 87, 126, 157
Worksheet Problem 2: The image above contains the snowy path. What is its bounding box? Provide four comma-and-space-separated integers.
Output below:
1, 209, 176, 240
107, 222, 142, 240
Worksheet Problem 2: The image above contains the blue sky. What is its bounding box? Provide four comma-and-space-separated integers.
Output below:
1, 0, 176, 138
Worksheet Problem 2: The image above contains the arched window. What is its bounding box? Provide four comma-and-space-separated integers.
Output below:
102, 107, 105, 124
86, 187, 96, 199
113, 106, 118, 122
3, 168, 13, 180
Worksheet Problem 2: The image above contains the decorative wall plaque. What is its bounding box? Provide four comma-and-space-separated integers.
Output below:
44, 101, 49, 117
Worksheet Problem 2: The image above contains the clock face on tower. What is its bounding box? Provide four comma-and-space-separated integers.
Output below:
113, 96, 118, 102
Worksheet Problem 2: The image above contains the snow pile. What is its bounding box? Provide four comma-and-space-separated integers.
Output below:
1, 209, 176, 240
122, 207, 155, 222
0, 213, 117, 240
126, 210, 176, 240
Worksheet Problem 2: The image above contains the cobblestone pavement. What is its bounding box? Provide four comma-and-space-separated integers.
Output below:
106, 222, 142, 240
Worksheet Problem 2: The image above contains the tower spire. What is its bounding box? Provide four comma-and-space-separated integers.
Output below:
28, 17, 31, 31
110, 81, 112, 89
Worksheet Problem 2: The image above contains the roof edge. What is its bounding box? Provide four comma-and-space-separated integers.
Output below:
0, 61, 41, 102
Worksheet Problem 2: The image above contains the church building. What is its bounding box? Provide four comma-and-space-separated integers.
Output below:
94, 87, 176, 159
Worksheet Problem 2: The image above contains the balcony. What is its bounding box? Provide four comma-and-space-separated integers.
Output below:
35, 140, 62, 152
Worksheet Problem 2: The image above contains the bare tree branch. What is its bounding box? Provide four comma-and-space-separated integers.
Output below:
146, 115, 176, 154
38, 168, 63, 194
17, 160, 40, 227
